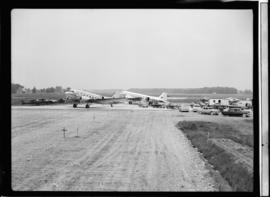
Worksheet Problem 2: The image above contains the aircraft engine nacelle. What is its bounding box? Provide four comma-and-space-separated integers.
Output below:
81, 96, 89, 100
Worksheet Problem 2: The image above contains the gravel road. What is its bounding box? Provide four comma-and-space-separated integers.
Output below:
12, 105, 217, 191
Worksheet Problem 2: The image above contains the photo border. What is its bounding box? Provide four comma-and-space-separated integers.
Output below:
1, 0, 259, 196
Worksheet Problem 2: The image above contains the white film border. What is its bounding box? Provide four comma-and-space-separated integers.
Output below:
260, 1, 268, 196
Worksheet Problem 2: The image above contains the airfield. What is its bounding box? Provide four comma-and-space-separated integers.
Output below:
12, 103, 253, 191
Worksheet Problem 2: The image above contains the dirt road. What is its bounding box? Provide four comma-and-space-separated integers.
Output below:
12, 105, 217, 191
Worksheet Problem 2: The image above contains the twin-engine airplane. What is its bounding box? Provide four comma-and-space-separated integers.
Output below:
65, 89, 122, 108
65, 89, 168, 108
118, 90, 168, 104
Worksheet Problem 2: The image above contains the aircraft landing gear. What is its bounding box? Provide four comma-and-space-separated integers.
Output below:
73, 103, 78, 108
85, 104, 90, 108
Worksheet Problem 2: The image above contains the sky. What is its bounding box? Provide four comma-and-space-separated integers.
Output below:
12, 9, 253, 90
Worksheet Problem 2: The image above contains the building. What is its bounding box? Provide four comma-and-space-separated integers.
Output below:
209, 98, 230, 106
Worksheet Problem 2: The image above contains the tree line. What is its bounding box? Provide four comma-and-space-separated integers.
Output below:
12, 83, 252, 95
12, 83, 71, 94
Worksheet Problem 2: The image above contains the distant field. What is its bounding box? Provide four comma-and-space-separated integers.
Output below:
167, 93, 252, 99
176, 117, 253, 191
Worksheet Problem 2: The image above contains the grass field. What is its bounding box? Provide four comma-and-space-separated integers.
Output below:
176, 118, 253, 191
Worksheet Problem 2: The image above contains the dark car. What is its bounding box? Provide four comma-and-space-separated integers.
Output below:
222, 107, 251, 117
21, 99, 37, 105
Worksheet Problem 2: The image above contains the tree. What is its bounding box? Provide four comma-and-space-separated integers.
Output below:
11, 83, 24, 94
55, 86, 63, 93
32, 86, 37, 93
244, 89, 253, 94
45, 87, 55, 93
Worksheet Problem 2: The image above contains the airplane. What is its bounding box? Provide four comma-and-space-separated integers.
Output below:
117, 90, 168, 105
65, 89, 122, 108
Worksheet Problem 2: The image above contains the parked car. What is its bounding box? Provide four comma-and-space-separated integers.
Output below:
165, 103, 178, 109
151, 103, 163, 108
21, 98, 58, 105
139, 102, 148, 108
179, 105, 190, 112
191, 104, 201, 112
222, 107, 251, 117
243, 109, 253, 117
200, 106, 219, 115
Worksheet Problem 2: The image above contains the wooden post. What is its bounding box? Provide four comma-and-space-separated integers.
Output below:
62, 127, 67, 138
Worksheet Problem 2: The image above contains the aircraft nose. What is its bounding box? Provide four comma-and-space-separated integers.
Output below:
65, 91, 76, 100
65, 91, 74, 95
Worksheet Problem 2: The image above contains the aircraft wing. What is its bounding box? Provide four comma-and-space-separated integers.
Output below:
124, 95, 143, 101
128, 97, 142, 101
86, 97, 125, 104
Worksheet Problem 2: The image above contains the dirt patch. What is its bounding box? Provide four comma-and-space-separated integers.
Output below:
12, 107, 217, 191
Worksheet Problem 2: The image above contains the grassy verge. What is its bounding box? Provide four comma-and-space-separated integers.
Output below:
176, 120, 253, 191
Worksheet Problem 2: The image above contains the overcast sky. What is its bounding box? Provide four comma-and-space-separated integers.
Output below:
12, 9, 253, 90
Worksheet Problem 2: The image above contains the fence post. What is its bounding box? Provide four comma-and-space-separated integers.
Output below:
62, 127, 67, 138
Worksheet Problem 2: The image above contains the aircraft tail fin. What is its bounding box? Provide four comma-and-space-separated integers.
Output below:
159, 92, 167, 101
112, 90, 125, 98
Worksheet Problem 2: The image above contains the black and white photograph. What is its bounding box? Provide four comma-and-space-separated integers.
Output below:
9, 6, 257, 192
